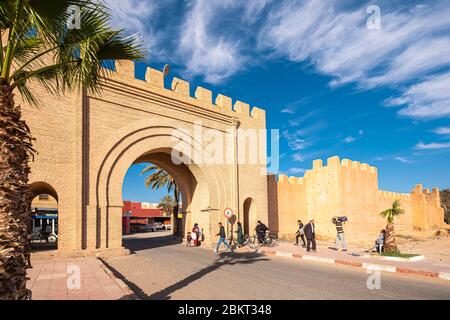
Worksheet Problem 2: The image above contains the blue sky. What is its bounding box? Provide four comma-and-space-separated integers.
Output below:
117, 0, 450, 202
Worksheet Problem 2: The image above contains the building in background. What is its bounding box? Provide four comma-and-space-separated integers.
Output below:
122, 201, 171, 235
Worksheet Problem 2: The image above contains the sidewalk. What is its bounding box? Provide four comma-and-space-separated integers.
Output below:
27, 255, 136, 300
256, 241, 450, 281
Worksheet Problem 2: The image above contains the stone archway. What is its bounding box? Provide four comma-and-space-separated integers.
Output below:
87, 120, 228, 253
29, 178, 60, 250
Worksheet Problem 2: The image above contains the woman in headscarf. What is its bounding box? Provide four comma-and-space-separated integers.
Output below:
235, 221, 244, 247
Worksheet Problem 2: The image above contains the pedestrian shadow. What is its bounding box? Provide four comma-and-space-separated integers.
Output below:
123, 234, 183, 254
99, 258, 149, 300
100, 251, 269, 300
147, 251, 269, 300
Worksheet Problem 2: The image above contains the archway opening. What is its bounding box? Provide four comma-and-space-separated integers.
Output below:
243, 198, 256, 236
120, 148, 209, 252
30, 182, 59, 251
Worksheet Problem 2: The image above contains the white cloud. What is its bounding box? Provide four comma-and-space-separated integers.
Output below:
258, 0, 450, 119
415, 141, 450, 150
394, 156, 415, 164
281, 108, 295, 114
283, 130, 311, 151
343, 129, 364, 143
105, 0, 450, 121
178, 0, 245, 83
344, 136, 357, 143
385, 72, 450, 119
106, 0, 160, 56
434, 127, 450, 135
292, 153, 304, 162
286, 167, 305, 174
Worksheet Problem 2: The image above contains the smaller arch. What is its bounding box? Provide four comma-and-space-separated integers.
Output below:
30, 181, 58, 202
29, 174, 62, 201
243, 197, 256, 235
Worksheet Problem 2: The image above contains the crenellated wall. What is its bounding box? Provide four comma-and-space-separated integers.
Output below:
270, 156, 446, 242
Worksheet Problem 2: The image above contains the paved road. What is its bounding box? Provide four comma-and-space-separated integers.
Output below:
104, 231, 450, 300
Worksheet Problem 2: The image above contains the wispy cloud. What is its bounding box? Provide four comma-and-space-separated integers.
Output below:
385, 72, 450, 120
286, 167, 305, 175
282, 130, 311, 151
394, 156, 415, 164
177, 0, 247, 83
342, 129, 364, 144
433, 127, 450, 135
106, 0, 161, 57
281, 108, 295, 114
107, 0, 450, 120
258, 0, 450, 120
415, 141, 450, 150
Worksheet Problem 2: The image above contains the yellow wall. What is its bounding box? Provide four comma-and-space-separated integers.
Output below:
270, 156, 446, 242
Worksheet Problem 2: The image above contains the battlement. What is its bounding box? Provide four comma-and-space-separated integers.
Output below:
302, 156, 378, 175
111, 60, 266, 123
412, 184, 440, 196
277, 174, 305, 185
378, 190, 410, 200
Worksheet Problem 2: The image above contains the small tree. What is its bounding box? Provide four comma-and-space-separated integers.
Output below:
379, 200, 404, 253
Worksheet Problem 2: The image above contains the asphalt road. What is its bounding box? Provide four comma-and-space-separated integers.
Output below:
104, 231, 450, 300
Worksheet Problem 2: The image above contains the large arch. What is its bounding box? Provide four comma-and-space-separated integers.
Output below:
87, 119, 230, 252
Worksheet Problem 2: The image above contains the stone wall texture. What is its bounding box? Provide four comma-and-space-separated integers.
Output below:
268, 156, 446, 242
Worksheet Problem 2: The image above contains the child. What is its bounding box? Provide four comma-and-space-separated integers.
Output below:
186, 232, 192, 247
375, 229, 385, 253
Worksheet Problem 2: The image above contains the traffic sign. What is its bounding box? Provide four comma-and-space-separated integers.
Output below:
224, 208, 234, 219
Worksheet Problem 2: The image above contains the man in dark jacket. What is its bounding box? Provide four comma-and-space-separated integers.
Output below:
303, 219, 316, 252
255, 220, 269, 243
215, 222, 233, 253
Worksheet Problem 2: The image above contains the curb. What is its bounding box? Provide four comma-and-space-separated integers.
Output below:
260, 249, 449, 281
96, 258, 140, 300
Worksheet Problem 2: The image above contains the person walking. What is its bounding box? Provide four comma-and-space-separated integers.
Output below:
294, 220, 306, 247
215, 222, 233, 253
304, 219, 316, 252
332, 217, 347, 251
235, 221, 244, 247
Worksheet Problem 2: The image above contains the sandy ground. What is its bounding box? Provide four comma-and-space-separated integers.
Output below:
396, 228, 450, 263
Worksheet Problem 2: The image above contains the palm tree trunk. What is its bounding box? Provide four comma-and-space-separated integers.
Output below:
0, 85, 34, 300
384, 223, 398, 253
173, 185, 180, 237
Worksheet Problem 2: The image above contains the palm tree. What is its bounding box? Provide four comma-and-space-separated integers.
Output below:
141, 165, 181, 234
0, 0, 143, 300
379, 200, 404, 253
158, 195, 177, 217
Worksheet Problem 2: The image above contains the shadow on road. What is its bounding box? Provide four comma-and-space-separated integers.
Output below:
123, 233, 183, 254
101, 250, 269, 300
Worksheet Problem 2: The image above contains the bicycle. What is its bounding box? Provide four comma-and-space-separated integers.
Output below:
246, 231, 278, 249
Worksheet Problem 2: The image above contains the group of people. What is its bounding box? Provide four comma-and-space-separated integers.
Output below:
187, 223, 204, 247
294, 217, 387, 254
294, 219, 317, 252
188, 220, 271, 253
